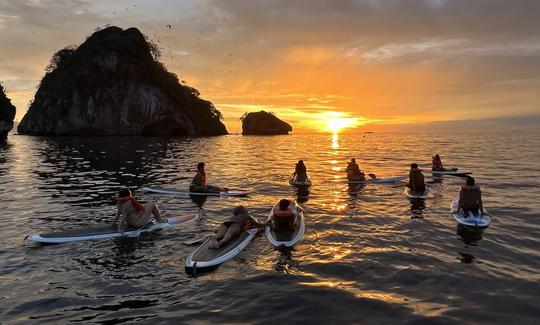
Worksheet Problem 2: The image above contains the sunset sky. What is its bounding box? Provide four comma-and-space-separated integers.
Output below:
1, 0, 539, 132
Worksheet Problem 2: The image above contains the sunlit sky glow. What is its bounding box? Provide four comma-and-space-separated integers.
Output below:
1, 0, 540, 132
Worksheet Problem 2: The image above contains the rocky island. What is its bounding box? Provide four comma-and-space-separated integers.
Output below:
0, 83, 16, 141
241, 111, 292, 135
17, 26, 227, 136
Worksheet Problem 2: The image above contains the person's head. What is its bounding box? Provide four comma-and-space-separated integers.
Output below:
233, 205, 248, 216
278, 199, 291, 211
118, 188, 132, 198
466, 176, 475, 186
197, 162, 205, 171
434, 154, 440, 160
351, 158, 356, 163
298, 160, 304, 165
411, 163, 418, 169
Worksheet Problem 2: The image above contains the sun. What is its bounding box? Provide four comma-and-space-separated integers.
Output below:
326, 117, 357, 133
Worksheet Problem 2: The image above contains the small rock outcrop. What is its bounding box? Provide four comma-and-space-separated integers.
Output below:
18, 26, 227, 136
241, 111, 292, 135
0, 83, 16, 141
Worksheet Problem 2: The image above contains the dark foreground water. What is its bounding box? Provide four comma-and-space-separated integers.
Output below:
1, 132, 539, 324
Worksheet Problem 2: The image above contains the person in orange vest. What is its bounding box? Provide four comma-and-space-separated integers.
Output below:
189, 162, 227, 193
346, 158, 365, 181
269, 199, 298, 232
113, 188, 167, 233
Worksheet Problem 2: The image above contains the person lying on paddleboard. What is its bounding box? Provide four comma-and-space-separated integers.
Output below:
268, 199, 298, 232
459, 176, 483, 215
346, 158, 366, 181
209, 206, 268, 249
291, 160, 308, 181
113, 189, 167, 234
407, 163, 426, 194
190, 162, 227, 193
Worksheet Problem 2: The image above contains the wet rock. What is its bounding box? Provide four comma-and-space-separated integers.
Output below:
18, 26, 227, 136
0, 83, 16, 141
241, 111, 292, 135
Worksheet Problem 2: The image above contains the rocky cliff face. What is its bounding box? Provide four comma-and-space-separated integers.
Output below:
18, 26, 227, 136
0, 83, 16, 141
241, 111, 292, 135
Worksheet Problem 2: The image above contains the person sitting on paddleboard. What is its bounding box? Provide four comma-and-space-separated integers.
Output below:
346, 158, 365, 181
113, 188, 167, 234
432, 154, 457, 172
190, 162, 226, 193
269, 199, 298, 232
209, 206, 268, 249
407, 163, 426, 194
459, 176, 483, 215
432, 154, 444, 171
291, 160, 308, 181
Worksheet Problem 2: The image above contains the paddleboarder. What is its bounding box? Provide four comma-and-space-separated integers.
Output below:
268, 199, 298, 233
113, 188, 167, 233
407, 163, 426, 194
291, 160, 308, 182
190, 162, 227, 193
345, 158, 365, 181
209, 206, 268, 249
459, 176, 483, 215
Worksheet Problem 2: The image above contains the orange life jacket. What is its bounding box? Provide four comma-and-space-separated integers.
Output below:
274, 202, 296, 218
115, 195, 145, 212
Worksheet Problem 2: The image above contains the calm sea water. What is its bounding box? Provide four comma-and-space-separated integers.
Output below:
1, 132, 539, 324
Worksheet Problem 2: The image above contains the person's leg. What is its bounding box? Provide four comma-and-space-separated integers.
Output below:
149, 202, 167, 223
209, 224, 228, 248
217, 223, 241, 247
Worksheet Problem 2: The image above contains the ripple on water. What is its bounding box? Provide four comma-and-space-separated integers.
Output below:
1, 132, 540, 323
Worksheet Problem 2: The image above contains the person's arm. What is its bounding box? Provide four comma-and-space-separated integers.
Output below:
117, 205, 127, 233
458, 189, 465, 212
113, 204, 120, 225
478, 189, 483, 212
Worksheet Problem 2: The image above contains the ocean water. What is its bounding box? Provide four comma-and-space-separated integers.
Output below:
0, 132, 539, 324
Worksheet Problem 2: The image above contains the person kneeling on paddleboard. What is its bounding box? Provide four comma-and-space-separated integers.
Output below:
190, 162, 227, 193
407, 163, 426, 194
269, 199, 298, 232
209, 206, 268, 249
459, 176, 483, 216
113, 189, 167, 233
346, 158, 365, 181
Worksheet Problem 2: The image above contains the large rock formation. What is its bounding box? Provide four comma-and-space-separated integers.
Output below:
18, 26, 227, 136
241, 111, 292, 135
0, 83, 16, 141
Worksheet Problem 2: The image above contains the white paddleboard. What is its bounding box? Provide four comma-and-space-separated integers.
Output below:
348, 176, 406, 184
451, 198, 491, 228
404, 186, 429, 199
289, 178, 312, 186
25, 214, 199, 244
142, 187, 253, 197
265, 203, 305, 247
185, 217, 260, 271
